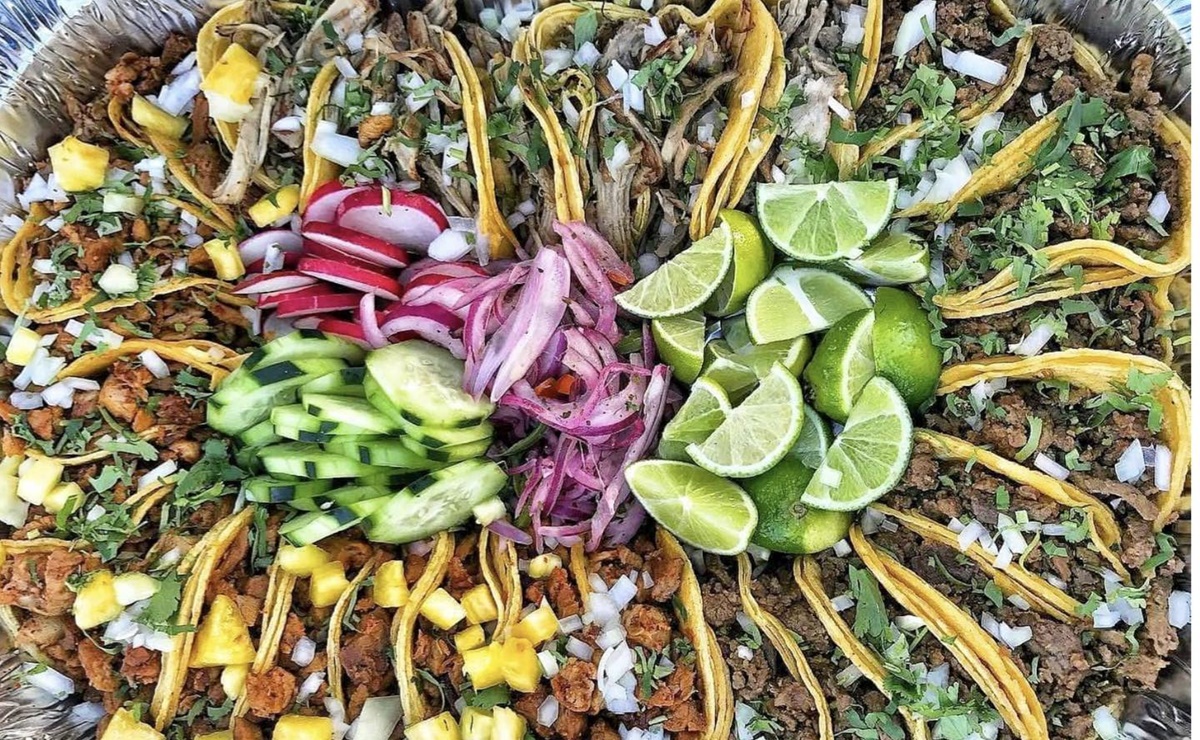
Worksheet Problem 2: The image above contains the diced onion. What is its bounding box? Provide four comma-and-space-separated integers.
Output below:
831, 594, 855, 612
311, 121, 365, 167
1148, 190, 1171, 222
1009, 321, 1055, 357
1030, 93, 1048, 116
1115, 439, 1146, 483
926, 663, 950, 687
606, 140, 631, 171
1154, 445, 1172, 491
609, 575, 638, 609
980, 612, 1000, 638
139, 349, 170, 379
841, 5, 866, 47
139, 460, 178, 491
860, 508, 886, 535
995, 513, 1028, 554
1092, 707, 1120, 740
10, 391, 43, 410
1033, 453, 1070, 481
735, 645, 754, 660
892, 0, 936, 58
558, 614, 584, 633
566, 636, 594, 661
588, 573, 609, 594
922, 155, 972, 204
833, 539, 852, 557
993, 544, 1013, 569
297, 671, 325, 703
1168, 591, 1190, 628
828, 97, 851, 121
597, 625, 626, 649
1091, 603, 1121, 629
644, 17, 667, 45
23, 663, 74, 699
428, 229, 473, 262
541, 48, 574, 75
957, 520, 987, 551
292, 636, 317, 667
949, 50, 1007, 85
97, 263, 139, 295
537, 650, 560, 678
334, 56, 358, 79
894, 615, 924, 631
899, 139, 921, 163
999, 623, 1033, 648
1007, 594, 1032, 610
836, 664, 863, 687
606, 61, 630, 91
573, 42, 601, 68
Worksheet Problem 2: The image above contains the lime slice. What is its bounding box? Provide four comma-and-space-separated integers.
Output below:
790, 403, 831, 469
803, 309, 875, 423
625, 460, 758, 555
756, 180, 897, 261
657, 378, 732, 461
721, 316, 812, 377
698, 341, 759, 403
686, 363, 804, 478
652, 311, 707, 385
705, 210, 773, 316
744, 458, 853, 554
745, 266, 871, 344
615, 222, 733, 318
872, 287, 941, 408
846, 232, 930, 286
801, 376, 913, 511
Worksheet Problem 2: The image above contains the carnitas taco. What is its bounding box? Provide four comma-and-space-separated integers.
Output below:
516, 0, 779, 253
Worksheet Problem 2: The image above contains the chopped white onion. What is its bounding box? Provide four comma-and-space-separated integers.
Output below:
828, 97, 851, 121
922, 155, 972, 204
537, 695, 560, 726
1091, 603, 1121, 629
541, 48, 574, 75
1154, 445, 1172, 491
138, 349, 170, 379
566, 636, 594, 661
609, 575, 638, 609
334, 56, 358, 79
894, 615, 925, 631
606, 140, 632, 171
831, 594, 855, 612
860, 508, 886, 535
1168, 591, 1190, 628
899, 139, 921, 163
833, 539, 852, 557
892, 0, 936, 58
1033, 453, 1070, 481
537, 650, 560, 678
138, 460, 178, 491
427, 229, 472, 262
597, 625, 626, 649
841, 5, 866, 47
644, 17, 667, 45
292, 636, 317, 667
23, 664, 75, 699
950, 51, 1007, 85
1092, 707, 1120, 740
588, 573, 609, 594
573, 42, 601, 68
1115, 439, 1146, 483
10, 391, 43, 410
1009, 321, 1055, 357
1148, 190, 1171, 222
558, 614, 584, 633
735, 644, 754, 661
297, 672, 325, 703
926, 662, 950, 687
957, 520, 987, 551
97, 263, 139, 295
993, 544, 1013, 569
311, 121, 364, 167
606, 61, 630, 91
1007, 593, 1032, 610
995, 513, 1028, 554
999, 622, 1033, 648
836, 663, 864, 687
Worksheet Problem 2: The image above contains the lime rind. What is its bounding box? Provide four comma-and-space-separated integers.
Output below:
705, 210, 773, 316
651, 311, 707, 385
846, 232, 930, 286
657, 378, 732, 461
805, 309, 876, 422
615, 222, 734, 318
745, 266, 871, 344
756, 181, 897, 262
791, 403, 831, 469
625, 460, 758, 555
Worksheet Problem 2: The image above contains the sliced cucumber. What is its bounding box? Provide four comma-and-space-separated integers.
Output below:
239, 419, 282, 448
208, 357, 348, 435
357, 471, 422, 489
365, 342, 494, 428
280, 506, 363, 546
243, 329, 366, 371
323, 436, 438, 470
362, 459, 507, 544
243, 477, 333, 504
300, 366, 367, 396
303, 393, 397, 435
259, 442, 381, 479
400, 435, 492, 463
396, 415, 493, 449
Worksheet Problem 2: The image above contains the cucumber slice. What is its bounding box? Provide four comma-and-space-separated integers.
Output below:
399, 436, 492, 463
208, 357, 348, 435
300, 367, 367, 396
239, 419, 282, 448
259, 442, 382, 479
243, 477, 333, 504
302, 393, 397, 435
396, 415, 493, 449
280, 507, 363, 546
243, 329, 366, 371
322, 436, 439, 470
362, 459, 507, 544
357, 471, 422, 489
365, 342, 494, 428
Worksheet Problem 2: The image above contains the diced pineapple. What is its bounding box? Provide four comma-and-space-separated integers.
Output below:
131, 95, 188, 139
461, 641, 505, 690
510, 603, 558, 645
527, 553, 562, 579
100, 708, 164, 740
42, 481, 83, 514
277, 543, 330, 577
221, 663, 249, 698
203, 238, 246, 281
500, 638, 542, 693
459, 707, 493, 740
196, 732, 234, 740
48, 136, 110, 192
373, 560, 410, 608
309, 561, 351, 608
16, 457, 64, 506
201, 44, 262, 123
420, 588, 467, 630
74, 570, 122, 630
0, 475, 29, 528
404, 711, 460, 740
460, 584, 498, 625
248, 185, 301, 228
5, 327, 40, 366
274, 715, 333, 740
454, 624, 486, 654
112, 572, 160, 606
490, 707, 527, 740
190, 594, 257, 667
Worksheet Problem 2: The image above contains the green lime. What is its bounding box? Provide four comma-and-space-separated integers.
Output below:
756, 180, 897, 262
705, 210, 773, 316
744, 266, 871, 344
721, 316, 812, 377
625, 460, 758, 555
801, 376, 913, 511
615, 222, 733, 318
698, 341, 759, 403
652, 311, 707, 385
846, 232, 930, 286
743, 458, 853, 554
657, 378, 732, 461
803, 309, 876, 423
790, 403, 831, 469
686, 363, 804, 478
872, 287, 941, 408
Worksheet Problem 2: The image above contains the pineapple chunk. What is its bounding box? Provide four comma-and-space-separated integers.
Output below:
460, 584, 498, 625
490, 707, 527, 740
5, 327, 40, 366
0, 475, 29, 528
309, 561, 351, 608
203, 238, 246, 281
131, 95, 188, 139
190, 594, 257, 667
248, 185, 301, 228
221, 663, 249, 698
460, 707, 493, 740
16, 457, 64, 506
42, 481, 83, 514
48, 136, 109, 192
420, 588, 467, 630
527, 553, 562, 579
112, 572, 160, 606
277, 543, 330, 577
461, 641, 505, 690
73, 570, 122, 630
404, 712, 460, 740
373, 560, 410, 608
100, 708, 164, 740
510, 603, 558, 645
201, 43, 262, 123
274, 715, 333, 740
500, 638, 542, 693
454, 624, 486, 654
196, 733, 234, 740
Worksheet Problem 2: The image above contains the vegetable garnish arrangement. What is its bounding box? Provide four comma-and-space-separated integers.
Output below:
0, 0, 1191, 739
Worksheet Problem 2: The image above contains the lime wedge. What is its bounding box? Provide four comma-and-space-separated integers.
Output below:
745, 266, 871, 344
697, 347, 759, 404
803, 309, 875, 423
743, 458, 852, 554
790, 403, 831, 469
657, 378, 732, 461
686, 363, 804, 478
721, 316, 812, 377
872, 287, 941, 408
615, 222, 733, 318
651, 311, 707, 385
846, 232, 930, 286
801, 376, 913, 511
756, 180, 897, 261
625, 460, 758, 555
705, 210, 773, 316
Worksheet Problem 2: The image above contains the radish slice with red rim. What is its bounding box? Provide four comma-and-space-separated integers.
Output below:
335, 188, 449, 250
238, 229, 304, 264
256, 283, 340, 310
233, 271, 319, 295
302, 221, 411, 269
303, 240, 393, 274
274, 291, 363, 318
358, 292, 388, 349
245, 251, 302, 274
304, 182, 368, 224
297, 257, 403, 301
379, 303, 465, 357
315, 318, 371, 347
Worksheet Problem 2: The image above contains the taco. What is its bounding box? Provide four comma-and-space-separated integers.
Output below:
932, 350, 1191, 531
515, 0, 779, 253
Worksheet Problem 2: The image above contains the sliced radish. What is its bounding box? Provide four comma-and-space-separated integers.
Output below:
245, 251, 302, 274
297, 257, 403, 301
256, 283, 340, 310
238, 229, 304, 265
292, 317, 324, 330
274, 291, 363, 318
315, 318, 371, 347
233, 271, 319, 295
335, 189, 449, 250
303, 240, 393, 274
358, 293, 388, 349
400, 259, 488, 285
304, 182, 369, 223
379, 303, 464, 357
302, 221, 411, 268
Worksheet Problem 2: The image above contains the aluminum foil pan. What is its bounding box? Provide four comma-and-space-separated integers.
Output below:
0, 0, 1188, 738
